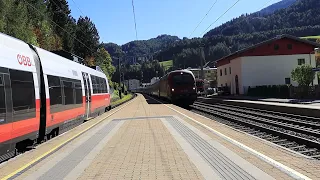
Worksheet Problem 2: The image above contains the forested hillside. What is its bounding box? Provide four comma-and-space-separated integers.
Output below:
155, 0, 320, 69
0, 0, 115, 83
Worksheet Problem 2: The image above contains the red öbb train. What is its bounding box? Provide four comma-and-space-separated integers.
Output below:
0, 33, 111, 162
142, 70, 197, 105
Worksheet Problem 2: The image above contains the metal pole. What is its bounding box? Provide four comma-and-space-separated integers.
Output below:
199, 44, 205, 80
118, 57, 122, 99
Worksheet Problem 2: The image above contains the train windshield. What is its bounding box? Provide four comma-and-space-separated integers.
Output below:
172, 73, 194, 86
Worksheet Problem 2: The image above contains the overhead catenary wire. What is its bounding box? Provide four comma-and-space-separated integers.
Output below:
70, 0, 86, 17
131, 0, 138, 40
201, 0, 241, 36
23, 0, 102, 61
218, 0, 275, 34
189, 0, 218, 38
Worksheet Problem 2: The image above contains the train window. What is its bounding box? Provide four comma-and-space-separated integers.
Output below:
90, 75, 97, 94
74, 81, 82, 104
48, 75, 63, 113
101, 79, 106, 93
99, 77, 104, 93
0, 76, 5, 123
63, 81, 74, 105
9, 69, 36, 121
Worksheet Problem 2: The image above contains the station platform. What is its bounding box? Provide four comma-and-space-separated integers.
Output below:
1, 94, 320, 180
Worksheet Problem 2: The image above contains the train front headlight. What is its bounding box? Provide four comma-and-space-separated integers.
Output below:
193, 87, 196, 90
171, 88, 175, 92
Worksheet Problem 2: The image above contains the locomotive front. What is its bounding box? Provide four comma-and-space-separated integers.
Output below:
168, 70, 197, 105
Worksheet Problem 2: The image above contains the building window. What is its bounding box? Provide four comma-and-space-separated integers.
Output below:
229, 67, 231, 74
9, 69, 36, 121
298, 59, 305, 65
224, 68, 227, 75
220, 69, 222, 76
274, 44, 279, 50
287, 44, 292, 50
285, 78, 291, 85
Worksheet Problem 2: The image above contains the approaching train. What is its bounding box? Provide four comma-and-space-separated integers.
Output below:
141, 70, 197, 105
0, 33, 111, 162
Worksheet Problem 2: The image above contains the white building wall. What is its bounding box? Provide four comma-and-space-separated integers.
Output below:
241, 54, 318, 92
217, 57, 243, 94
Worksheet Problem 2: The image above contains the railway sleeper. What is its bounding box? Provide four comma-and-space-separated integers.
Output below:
194, 103, 320, 138
299, 149, 318, 153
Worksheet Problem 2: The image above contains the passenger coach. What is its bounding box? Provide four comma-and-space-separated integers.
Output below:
143, 70, 197, 105
0, 33, 111, 162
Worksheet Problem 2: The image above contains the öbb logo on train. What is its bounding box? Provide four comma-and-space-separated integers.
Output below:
17, 54, 32, 66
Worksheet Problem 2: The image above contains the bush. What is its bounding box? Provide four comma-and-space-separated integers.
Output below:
247, 85, 289, 98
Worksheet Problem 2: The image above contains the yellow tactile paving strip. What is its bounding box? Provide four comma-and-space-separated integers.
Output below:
0, 97, 139, 179
78, 119, 204, 180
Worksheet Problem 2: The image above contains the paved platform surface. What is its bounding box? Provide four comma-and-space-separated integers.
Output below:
1, 94, 320, 180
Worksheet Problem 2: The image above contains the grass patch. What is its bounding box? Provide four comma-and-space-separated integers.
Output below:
111, 93, 133, 106
159, 60, 173, 71
300, 36, 320, 39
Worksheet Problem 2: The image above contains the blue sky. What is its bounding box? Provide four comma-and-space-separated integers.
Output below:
68, 0, 282, 45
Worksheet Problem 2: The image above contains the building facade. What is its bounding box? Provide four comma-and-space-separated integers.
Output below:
217, 35, 320, 95
124, 79, 140, 91
188, 67, 217, 86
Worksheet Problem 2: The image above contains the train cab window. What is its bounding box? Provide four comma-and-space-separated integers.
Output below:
0, 75, 5, 123
74, 81, 82, 104
102, 79, 107, 93
9, 69, 36, 121
172, 73, 194, 86
100, 78, 106, 93
97, 77, 102, 93
62, 81, 73, 105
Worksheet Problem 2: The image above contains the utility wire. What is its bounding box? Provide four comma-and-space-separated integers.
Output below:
218, 0, 274, 34
189, 0, 218, 38
201, 0, 241, 36
70, 0, 86, 17
131, 0, 138, 40
23, 0, 100, 60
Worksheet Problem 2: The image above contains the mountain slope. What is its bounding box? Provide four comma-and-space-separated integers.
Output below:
259, 0, 298, 15
103, 35, 180, 64
203, 0, 320, 37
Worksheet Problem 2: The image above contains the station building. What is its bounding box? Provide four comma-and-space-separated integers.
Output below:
217, 35, 320, 95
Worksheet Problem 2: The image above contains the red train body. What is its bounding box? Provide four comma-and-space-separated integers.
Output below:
0, 33, 111, 162
142, 70, 197, 105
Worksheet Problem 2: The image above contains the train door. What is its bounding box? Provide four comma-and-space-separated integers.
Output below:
0, 71, 14, 159
28, 45, 47, 142
82, 72, 91, 119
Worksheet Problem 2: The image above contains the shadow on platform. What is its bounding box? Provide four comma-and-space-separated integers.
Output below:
142, 94, 171, 105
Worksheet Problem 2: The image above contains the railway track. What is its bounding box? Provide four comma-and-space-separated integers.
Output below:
191, 101, 320, 160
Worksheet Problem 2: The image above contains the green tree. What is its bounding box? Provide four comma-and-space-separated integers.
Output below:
95, 47, 116, 84
291, 64, 315, 86
47, 0, 75, 51
74, 16, 99, 59
0, 0, 38, 45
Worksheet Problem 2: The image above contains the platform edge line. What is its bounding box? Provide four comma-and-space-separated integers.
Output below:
147, 95, 311, 180
1, 98, 136, 180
